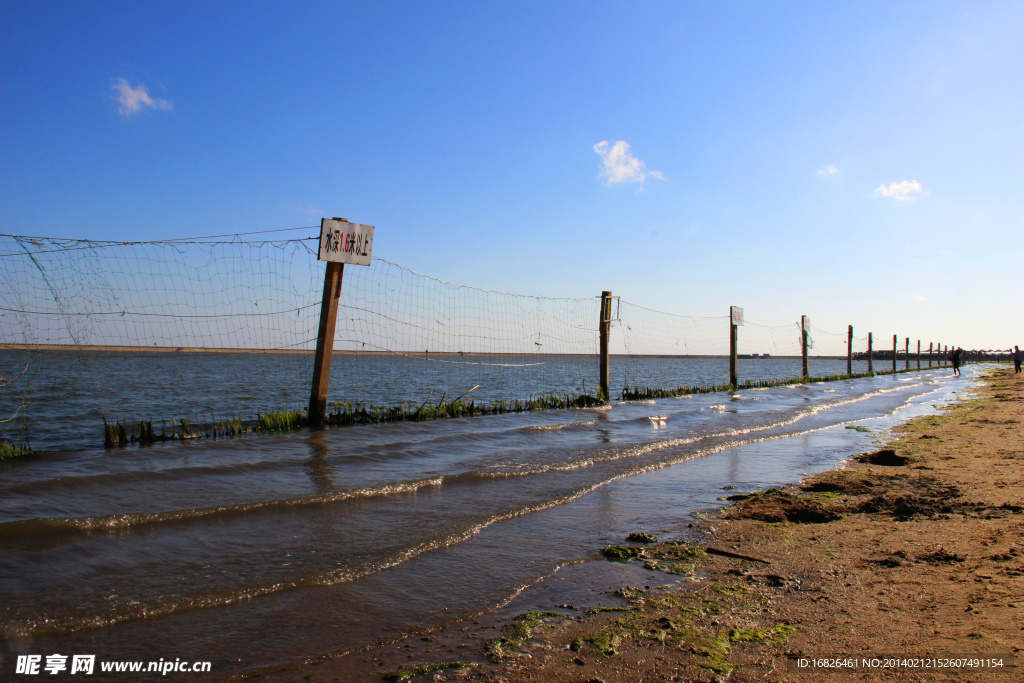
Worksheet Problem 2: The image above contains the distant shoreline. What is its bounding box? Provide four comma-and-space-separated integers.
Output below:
0, 343, 823, 360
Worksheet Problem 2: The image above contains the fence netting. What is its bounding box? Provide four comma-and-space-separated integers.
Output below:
615, 301, 728, 392
0, 232, 953, 452
0, 235, 597, 449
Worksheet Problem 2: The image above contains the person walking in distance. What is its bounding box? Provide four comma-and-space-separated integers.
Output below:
1014, 346, 1023, 373
952, 347, 962, 376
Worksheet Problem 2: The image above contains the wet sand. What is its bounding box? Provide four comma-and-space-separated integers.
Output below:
235, 366, 1021, 683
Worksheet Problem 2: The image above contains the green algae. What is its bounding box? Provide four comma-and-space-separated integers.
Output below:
728, 624, 796, 645
602, 544, 643, 560
486, 611, 567, 659
0, 438, 30, 459
644, 560, 695, 575
382, 661, 479, 682
571, 576, 796, 673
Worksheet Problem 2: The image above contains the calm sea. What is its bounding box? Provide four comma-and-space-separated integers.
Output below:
0, 353, 977, 680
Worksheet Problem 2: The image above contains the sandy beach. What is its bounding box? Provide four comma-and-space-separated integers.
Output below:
241, 366, 1022, 682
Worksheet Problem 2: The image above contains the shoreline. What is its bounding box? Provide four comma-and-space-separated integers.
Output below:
236, 364, 1021, 682
0, 343, 835, 360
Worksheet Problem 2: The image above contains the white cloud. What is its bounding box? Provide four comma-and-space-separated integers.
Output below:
817, 164, 839, 176
593, 140, 664, 188
296, 205, 323, 216
111, 78, 172, 117
873, 179, 927, 202
912, 295, 930, 302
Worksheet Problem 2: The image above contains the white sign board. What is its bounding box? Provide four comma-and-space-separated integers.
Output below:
730, 306, 744, 326
318, 218, 374, 265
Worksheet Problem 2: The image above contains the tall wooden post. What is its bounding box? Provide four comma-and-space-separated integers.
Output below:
944, 344, 948, 366
599, 291, 612, 401
917, 340, 921, 369
892, 334, 897, 374
801, 315, 809, 378
928, 342, 933, 367
309, 261, 345, 427
847, 325, 853, 376
729, 306, 741, 389
905, 337, 910, 370
868, 333, 874, 374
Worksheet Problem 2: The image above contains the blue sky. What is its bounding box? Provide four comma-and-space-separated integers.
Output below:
1, 1, 1021, 349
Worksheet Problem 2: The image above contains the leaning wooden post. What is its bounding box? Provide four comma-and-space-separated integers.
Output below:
309, 261, 344, 427
599, 291, 612, 401
308, 217, 375, 428
801, 315, 809, 378
892, 334, 897, 374
868, 333, 874, 374
905, 337, 910, 370
847, 325, 853, 376
917, 340, 921, 369
729, 306, 743, 389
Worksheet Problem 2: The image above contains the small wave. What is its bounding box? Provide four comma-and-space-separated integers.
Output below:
0, 458, 298, 496
0, 477, 444, 539
521, 420, 595, 431
1, 479, 620, 639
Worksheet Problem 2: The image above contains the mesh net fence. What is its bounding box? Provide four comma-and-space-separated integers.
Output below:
0, 232, 952, 451
0, 235, 601, 449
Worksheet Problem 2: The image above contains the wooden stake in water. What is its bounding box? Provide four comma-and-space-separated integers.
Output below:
892, 334, 898, 374
847, 325, 853, 376
309, 261, 344, 427
309, 217, 375, 427
905, 337, 910, 370
599, 291, 612, 401
730, 306, 743, 388
917, 340, 921, 369
801, 315, 809, 377
868, 333, 873, 374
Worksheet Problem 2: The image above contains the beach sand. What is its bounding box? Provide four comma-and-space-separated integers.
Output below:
238, 367, 1022, 683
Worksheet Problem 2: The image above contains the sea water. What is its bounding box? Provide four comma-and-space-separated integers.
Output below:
0, 355, 981, 680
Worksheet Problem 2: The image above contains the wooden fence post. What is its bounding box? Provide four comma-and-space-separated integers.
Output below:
905, 337, 910, 370
309, 261, 345, 427
729, 306, 742, 389
892, 334, 897, 374
801, 315, 809, 378
599, 291, 612, 401
868, 332, 873, 374
917, 340, 921, 369
847, 325, 853, 376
